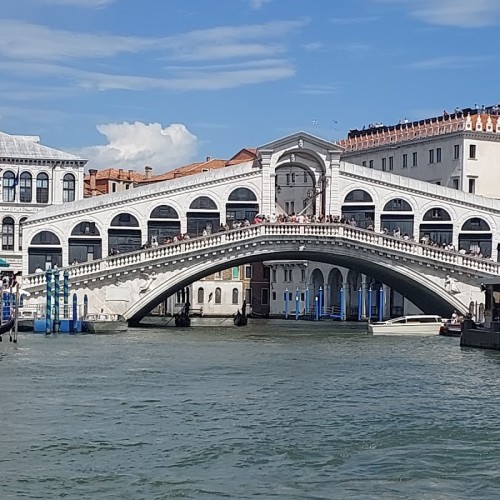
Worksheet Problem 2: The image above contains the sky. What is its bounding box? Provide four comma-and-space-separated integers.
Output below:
1, 0, 500, 174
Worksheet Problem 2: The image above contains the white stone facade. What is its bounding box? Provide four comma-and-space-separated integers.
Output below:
0, 132, 86, 273
338, 110, 500, 198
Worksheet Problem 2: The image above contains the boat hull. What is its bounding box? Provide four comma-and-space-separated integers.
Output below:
368, 324, 441, 336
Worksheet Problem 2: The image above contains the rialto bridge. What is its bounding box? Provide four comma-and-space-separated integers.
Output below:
20, 132, 500, 321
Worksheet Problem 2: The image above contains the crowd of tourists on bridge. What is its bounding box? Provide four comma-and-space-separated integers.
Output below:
104, 212, 492, 262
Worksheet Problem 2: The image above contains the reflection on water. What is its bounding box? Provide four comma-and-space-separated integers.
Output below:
1, 321, 500, 499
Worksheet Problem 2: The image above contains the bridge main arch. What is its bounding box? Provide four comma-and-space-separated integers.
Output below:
123, 244, 469, 323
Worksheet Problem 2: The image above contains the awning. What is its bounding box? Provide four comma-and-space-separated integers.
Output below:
0, 258, 9, 268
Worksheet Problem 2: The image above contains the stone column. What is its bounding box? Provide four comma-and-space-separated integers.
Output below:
259, 149, 274, 217
327, 149, 342, 216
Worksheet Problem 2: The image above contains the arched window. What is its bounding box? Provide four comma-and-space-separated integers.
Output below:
232, 288, 239, 304
19, 217, 27, 250
36, 173, 49, 203
71, 221, 100, 236
344, 190, 373, 203
31, 231, 61, 245
2, 171, 16, 202
110, 213, 139, 226
189, 196, 217, 210
2, 217, 14, 250
461, 218, 490, 231
63, 173, 75, 202
215, 287, 222, 304
423, 208, 451, 221
383, 198, 412, 211
20, 172, 32, 203
228, 188, 257, 201
197, 287, 204, 304
150, 205, 179, 219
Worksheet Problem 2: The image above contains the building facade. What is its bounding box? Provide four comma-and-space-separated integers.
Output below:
0, 131, 87, 274
337, 106, 500, 198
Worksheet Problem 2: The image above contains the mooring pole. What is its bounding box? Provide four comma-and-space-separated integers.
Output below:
45, 270, 52, 335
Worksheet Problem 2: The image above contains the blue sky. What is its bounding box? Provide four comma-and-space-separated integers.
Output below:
1, 0, 499, 173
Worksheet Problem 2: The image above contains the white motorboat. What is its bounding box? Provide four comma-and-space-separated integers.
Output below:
368, 314, 443, 336
83, 313, 128, 334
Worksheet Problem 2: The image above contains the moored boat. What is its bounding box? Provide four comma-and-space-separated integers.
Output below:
234, 300, 248, 327
439, 320, 462, 337
368, 314, 442, 336
82, 313, 128, 333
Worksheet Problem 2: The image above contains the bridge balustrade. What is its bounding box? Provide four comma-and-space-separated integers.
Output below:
22, 223, 500, 289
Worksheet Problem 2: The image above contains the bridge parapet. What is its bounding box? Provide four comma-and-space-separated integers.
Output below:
22, 223, 500, 294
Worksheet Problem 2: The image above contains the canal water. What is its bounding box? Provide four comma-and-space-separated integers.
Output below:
1, 320, 500, 499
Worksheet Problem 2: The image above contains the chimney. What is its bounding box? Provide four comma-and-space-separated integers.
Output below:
205, 156, 211, 162
128, 169, 134, 180
89, 169, 97, 197
118, 168, 123, 180
145, 165, 152, 179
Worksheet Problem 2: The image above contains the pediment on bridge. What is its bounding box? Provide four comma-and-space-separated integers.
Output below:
258, 131, 344, 156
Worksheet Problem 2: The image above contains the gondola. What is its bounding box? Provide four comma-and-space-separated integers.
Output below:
234, 300, 248, 327
174, 302, 191, 327
0, 316, 15, 340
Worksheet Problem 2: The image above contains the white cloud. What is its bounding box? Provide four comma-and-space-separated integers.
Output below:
79, 122, 198, 173
0, 57, 295, 92
296, 84, 339, 95
41, 0, 115, 6
376, 0, 500, 27
249, 0, 273, 10
407, 55, 492, 70
0, 19, 305, 62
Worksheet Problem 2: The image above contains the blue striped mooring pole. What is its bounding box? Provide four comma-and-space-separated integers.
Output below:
378, 287, 384, 322
358, 287, 363, 321
367, 287, 373, 322
45, 270, 52, 334
63, 270, 69, 318
53, 269, 60, 333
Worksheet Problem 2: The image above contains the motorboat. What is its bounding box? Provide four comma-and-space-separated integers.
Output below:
439, 320, 462, 337
368, 314, 443, 336
82, 313, 128, 333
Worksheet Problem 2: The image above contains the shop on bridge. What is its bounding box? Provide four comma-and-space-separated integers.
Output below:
225, 187, 259, 225
419, 208, 453, 245
341, 189, 375, 229
108, 213, 142, 255
148, 205, 181, 243
458, 217, 492, 258
187, 196, 220, 236
68, 221, 102, 264
28, 230, 62, 273
380, 198, 414, 237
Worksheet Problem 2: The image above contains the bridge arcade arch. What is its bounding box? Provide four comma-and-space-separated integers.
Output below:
187, 196, 220, 236
419, 208, 453, 245
459, 217, 492, 258
108, 213, 141, 255
226, 188, 259, 225
28, 230, 62, 273
380, 198, 414, 237
148, 205, 181, 244
69, 221, 102, 264
342, 189, 375, 229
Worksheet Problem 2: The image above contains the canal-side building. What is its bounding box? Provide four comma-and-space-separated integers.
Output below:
338, 105, 500, 198
0, 131, 87, 274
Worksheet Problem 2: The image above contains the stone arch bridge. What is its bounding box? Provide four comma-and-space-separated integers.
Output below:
20, 131, 500, 320
22, 224, 499, 323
